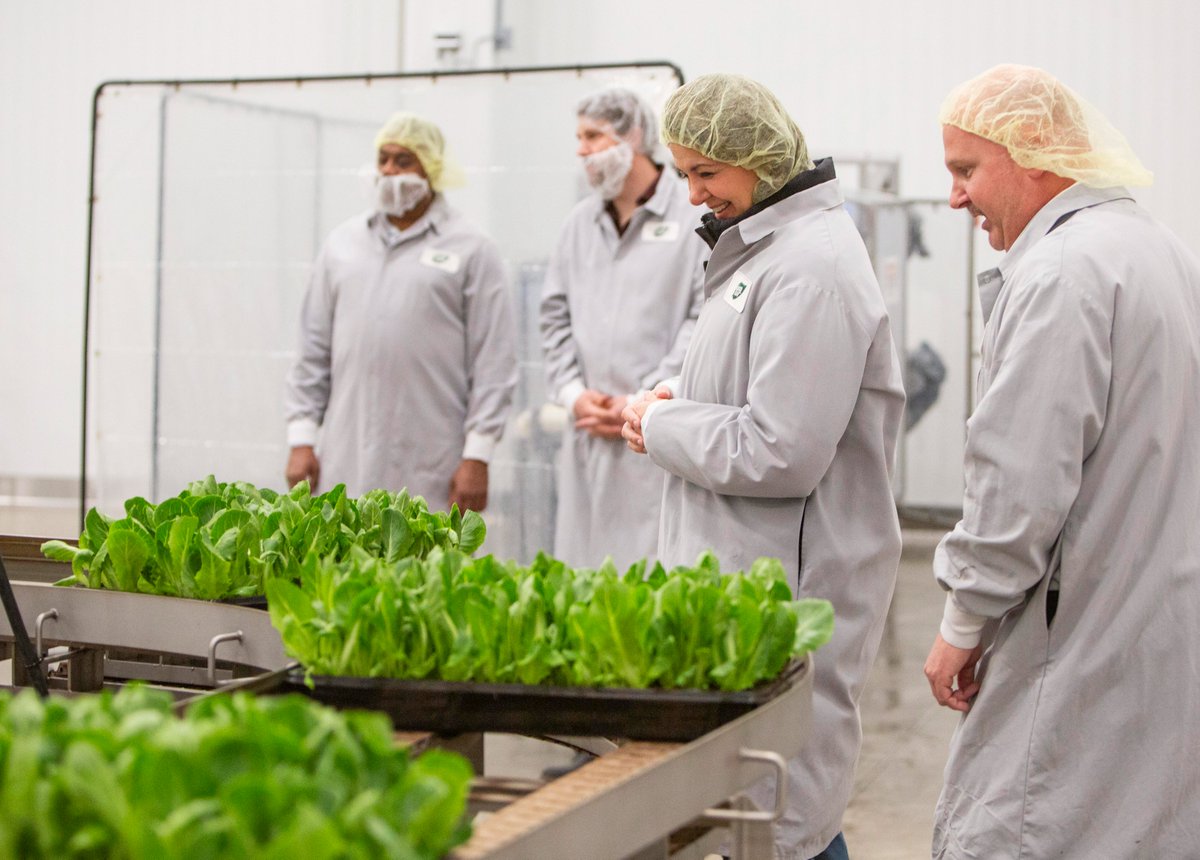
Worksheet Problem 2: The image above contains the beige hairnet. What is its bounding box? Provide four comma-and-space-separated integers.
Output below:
373, 111, 465, 191
939, 64, 1151, 188
661, 74, 814, 203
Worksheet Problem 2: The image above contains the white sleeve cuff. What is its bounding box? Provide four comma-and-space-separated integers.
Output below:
641, 399, 666, 433
287, 418, 320, 447
462, 431, 497, 463
558, 380, 586, 415
939, 593, 988, 650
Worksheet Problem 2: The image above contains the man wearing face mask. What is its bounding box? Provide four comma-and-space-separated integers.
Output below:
539, 88, 706, 570
284, 112, 517, 512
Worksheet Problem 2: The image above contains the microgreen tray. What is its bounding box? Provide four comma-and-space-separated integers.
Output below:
279, 658, 806, 741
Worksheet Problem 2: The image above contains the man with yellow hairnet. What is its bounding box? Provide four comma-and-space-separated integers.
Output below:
284, 112, 517, 512
923, 65, 1200, 857
622, 73, 904, 860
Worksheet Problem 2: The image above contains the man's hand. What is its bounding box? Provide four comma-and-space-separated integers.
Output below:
286, 446, 320, 491
620, 385, 673, 454
924, 634, 984, 712
576, 393, 628, 440
448, 459, 488, 512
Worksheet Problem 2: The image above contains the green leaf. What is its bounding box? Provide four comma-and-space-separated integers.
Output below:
457, 510, 487, 555
105, 526, 153, 592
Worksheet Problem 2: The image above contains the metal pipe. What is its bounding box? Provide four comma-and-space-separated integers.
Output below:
34, 608, 59, 663
150, 93, 169, 502
0, 555, 49, 696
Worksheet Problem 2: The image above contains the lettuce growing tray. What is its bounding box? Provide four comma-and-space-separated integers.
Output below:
278, 659, 807, 741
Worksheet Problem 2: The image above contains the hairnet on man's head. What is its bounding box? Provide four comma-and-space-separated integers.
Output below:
661, 74, 814, 203
373, 111, 465, 191
576, 88, 658, 156
939, 64, 1151, 188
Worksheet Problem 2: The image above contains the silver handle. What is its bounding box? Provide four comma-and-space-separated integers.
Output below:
703, 748, 789, 823
207, 630, 244, 686
34, 609, 59, 661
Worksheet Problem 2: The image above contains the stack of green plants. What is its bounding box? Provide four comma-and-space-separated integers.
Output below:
269, 548, 834, 692
40, 477, 486, 600
0, 686, 473, 859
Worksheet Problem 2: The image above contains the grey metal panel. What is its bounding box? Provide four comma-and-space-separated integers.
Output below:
0, 582, 287, 671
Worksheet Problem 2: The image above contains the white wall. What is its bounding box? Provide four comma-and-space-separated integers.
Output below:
0, 0, 402, 481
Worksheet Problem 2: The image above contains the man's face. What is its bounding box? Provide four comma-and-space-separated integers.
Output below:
668, 143, 758, 219
377, 144, 427, 179
575, 117, 620, 158
942, 125, 1040, 251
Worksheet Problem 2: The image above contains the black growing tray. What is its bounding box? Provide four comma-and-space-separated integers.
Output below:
279, 659, 806, 742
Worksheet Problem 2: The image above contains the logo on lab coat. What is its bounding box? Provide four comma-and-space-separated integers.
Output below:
420, 248, 461, 273
724, 270, 752, 313
641, 221, 680, 242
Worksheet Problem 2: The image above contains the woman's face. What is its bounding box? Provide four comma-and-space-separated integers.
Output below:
669, 143, 758, 219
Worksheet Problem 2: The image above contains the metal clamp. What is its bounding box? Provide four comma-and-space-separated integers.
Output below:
703, 748, 789, 823
206, 630, 244, 687
34, 609, 59, 662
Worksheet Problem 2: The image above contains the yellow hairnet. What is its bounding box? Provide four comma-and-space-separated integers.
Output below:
661, 74, 814, 203
939, 64, 1151, 188
373, 111, 465, 192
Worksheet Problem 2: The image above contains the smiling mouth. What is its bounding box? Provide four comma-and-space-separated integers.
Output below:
710, 202, 730, 217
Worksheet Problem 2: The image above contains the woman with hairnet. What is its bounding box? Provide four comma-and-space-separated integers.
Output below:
925, 66, 1200, 858
284, 112, 517, 512
539, 88, 706, 569
622, 75, 904, 860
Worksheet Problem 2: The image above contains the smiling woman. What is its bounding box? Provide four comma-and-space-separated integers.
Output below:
668, 144, 757, 219
620, 73, 905, 860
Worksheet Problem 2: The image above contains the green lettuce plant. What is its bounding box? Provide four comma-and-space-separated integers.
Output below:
40, 477, 485, 601
0, 686, 472, 859
269, 549, 834, 692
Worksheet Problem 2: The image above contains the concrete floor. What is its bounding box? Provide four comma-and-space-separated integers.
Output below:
842, 529, 957, 859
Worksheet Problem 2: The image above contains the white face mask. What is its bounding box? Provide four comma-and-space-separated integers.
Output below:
375, 173, 431, 217
582, 141, 634, 200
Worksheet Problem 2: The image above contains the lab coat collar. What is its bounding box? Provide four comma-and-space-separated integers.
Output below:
641, 165, 672, 219
588, 164, 670, 227
977, 184, 1133, 322
695, 157, 840, 249
370, 194, 449, 247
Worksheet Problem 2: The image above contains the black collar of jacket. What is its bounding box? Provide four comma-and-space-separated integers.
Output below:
694, 157, 837, 249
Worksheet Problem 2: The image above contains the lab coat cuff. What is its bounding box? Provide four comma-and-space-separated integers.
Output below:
287, 418, 320, 448
462, 432, 497, 463
653, 376, 681, 397
641, 399, 666, 432
558, 380, 586, 415
939, 593, 987, 650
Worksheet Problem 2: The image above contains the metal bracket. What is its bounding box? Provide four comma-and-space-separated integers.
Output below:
34, 608, 59, 661
206, 630, 243, 687
702, 748, 788, 823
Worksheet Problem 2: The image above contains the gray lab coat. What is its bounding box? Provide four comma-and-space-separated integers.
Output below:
285, 199, 517, 510
643, 163, 904, 858
540, 174, 706, 569
933, 184, 1200, 858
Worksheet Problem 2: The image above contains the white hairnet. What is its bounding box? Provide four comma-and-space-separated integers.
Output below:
373, 111, 465, 192
576, 88, 658, 157
661, 74, 814, 203
939, 64, 1152, 188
